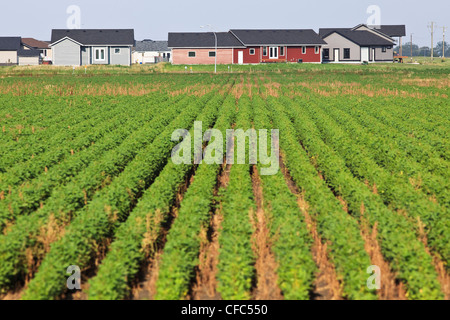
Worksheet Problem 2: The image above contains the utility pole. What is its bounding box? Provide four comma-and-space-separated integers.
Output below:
428, 22, 436, 60
410, 33, 413, 62
443, 26, 447, 59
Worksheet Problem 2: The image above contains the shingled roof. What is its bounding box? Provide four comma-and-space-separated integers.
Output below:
22, 38, 50, 49
371, 25, 406, 37
51, 29, 134, 46
135, 40, 169, 52
320, 29, 395, 46
0, 37, 21, 51
230, 29, 326, 46
168, 32, 244, 48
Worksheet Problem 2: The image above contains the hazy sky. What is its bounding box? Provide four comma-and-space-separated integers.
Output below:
0, 0, 448, 47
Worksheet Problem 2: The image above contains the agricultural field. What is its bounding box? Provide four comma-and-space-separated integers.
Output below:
0, 64, 448, 300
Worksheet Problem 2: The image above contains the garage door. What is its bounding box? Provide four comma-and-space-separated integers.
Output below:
19, 57, 39, 66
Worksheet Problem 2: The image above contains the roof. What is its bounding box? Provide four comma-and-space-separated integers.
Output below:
135, 40, 169, 52
371, 25, 406, 37
22, 38, 50, 49
0, 37, 21, 51
320, 29, 395, 46
51, 29, 135, 46
230, 29, 326, 45
168, 32, 244, 48
18, 49, 40, 57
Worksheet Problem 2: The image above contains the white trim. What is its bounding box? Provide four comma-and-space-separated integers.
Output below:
94, 48, 106, 61
302, 46, 306, 54
49, 36, 83, 47
113, 48, 121, 54
315, 46, 319, 54
249, 48, 256, 55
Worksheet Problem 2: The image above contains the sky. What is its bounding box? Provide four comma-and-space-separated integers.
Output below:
0, 0, 448, 47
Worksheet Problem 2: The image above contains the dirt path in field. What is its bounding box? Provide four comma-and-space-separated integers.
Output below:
249, 166, 283, 300
190, 162, 232, 300
280, 155, 342, 300
131, 172, 196, 300
359, 203, 407, 300
416, 217, 450, 299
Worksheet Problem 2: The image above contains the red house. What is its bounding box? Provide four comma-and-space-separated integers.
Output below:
168, 29, 326, 65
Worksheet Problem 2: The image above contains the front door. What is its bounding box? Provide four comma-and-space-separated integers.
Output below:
238, 51, 244, 65
334, 49, 339, 62
269, 47, 278, 59
361, 47, 369, 62
372, 48, 375, 62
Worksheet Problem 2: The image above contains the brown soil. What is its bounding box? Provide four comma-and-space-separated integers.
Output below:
280, 155, 342, 300
360, 204, 407, 300
250, 166, 283, 300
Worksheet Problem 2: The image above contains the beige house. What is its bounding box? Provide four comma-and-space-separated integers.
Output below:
319, 24, 402, 63
22, 38, 52, 63
0, 37, 40, 65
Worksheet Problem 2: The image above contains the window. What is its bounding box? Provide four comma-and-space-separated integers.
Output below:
344, 48, 350, 59
280, 47, 284, 56
209, 51, 216, 57
114, 48, 121, 54
167, 53, 171, 59
269, 47, 278, 59
323, 48, 330, 60
95, 48, 105, 61
387, 46, 392, 49
302, 47, 306, 54
188, 51, 196, 57
382, 46, 387, 52
315, 46, 319, 54
249, 48, 255, 55
263, 47, 268, 56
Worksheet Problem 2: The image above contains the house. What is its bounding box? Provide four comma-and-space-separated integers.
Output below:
168, 29, 326, 65
168, 32, 244, 65
0, 37, 40, 66
50, 29, 135, 66
22, 38, 52, 64
133, 40, 172, 64
319, 24, 404, 63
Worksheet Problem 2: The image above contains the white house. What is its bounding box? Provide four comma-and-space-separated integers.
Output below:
133, 40, 171, 64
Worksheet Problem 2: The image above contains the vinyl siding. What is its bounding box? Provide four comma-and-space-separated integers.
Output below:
0, 51, 17, 64
110, 47, 131, 66
323, 33, 361, 62
18, 56, 39, 66
53, 38, 81, 66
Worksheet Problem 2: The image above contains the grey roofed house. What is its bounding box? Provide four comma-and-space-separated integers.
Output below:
133, 40, 172, 64
229, 29, 327, 46
168, 32, 245, 48
50, 29, 135, 66
0, 37, 40, 65
319, 25, 397, 63
320, 29, 395, 46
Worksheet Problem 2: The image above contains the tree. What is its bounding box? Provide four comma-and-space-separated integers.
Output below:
394, 42, 420, 56
434, 41, 450, 57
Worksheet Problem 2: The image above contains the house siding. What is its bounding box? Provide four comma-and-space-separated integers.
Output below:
53, 38, 81, 66
81, 47, 90, 65
18, 56, 39, 66
286, 46, 321, 63
0, 51, 18, 64
233, 47, 261, 64
373, 47, 394, 61
323, 33, 361, 62
172, 48, 233, 65
110, 47, 131, 66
